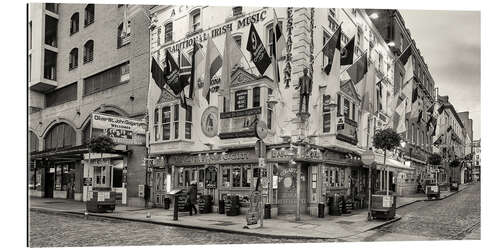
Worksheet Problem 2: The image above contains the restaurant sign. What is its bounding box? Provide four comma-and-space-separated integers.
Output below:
219, 107, 261, 139
91, 113, 146, 145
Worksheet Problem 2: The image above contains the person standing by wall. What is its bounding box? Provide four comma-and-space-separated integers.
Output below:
187, 181, 198, 215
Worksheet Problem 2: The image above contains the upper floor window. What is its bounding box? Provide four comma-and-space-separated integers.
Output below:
45, 3, 58, 14
185, 105, 192, 139
46, 82, 77, 108
44, 123, 76, 150
164, 22, 173, 43
233, 35, 242, 48
323, 94, 332, 133
266, 22, 283, 58
70, 13, 79, 35
117, 22, 131, 48
69, 48, 78, 70
232, 6, 243, 16
328, 11, 339, 31
190, 9, 201, 32
83, 40, 94, 64
252, 87, 260, 107
83, 62, 130, 96
84, 4, 95, 26
267, 88, 273, 130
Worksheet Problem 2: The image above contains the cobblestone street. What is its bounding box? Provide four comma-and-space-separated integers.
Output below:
29, 211, 333, 247
343, 182, 481, 241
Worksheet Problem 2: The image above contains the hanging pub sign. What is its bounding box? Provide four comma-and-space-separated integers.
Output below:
218, 107, 261, 139
91, 113, 146, 145
336, 116, 358, 145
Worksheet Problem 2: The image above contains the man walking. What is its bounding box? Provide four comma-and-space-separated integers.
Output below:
187, 181, 198, 215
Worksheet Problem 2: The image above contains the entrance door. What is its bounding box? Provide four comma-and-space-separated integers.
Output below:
277, 164, 308, 214
44, 168, 54, 198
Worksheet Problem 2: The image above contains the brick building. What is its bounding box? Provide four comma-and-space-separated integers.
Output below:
28, 3, 151, 207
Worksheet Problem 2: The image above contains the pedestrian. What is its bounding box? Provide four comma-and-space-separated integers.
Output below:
187, 181, 198, 215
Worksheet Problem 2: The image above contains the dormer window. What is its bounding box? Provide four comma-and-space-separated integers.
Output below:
190, 9, 201, 32
232, 6, 243, 16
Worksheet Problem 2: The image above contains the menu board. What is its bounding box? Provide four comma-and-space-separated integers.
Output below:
235, 90, 248, 110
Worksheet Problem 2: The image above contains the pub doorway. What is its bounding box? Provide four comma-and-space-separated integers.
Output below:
277, 163, 308, 214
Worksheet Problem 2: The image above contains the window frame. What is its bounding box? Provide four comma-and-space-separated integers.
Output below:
84, 4, 95, 27
70, 12, 79, 35
232, 6, 243, 16
83, 40, 94, 64
190, 9, 201, 32
69, 48, 78, 70
322, 94, 332, 133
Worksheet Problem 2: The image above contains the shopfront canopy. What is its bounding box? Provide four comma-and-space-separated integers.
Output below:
373, 153, 414, 174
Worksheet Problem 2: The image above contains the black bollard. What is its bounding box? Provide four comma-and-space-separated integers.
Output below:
173, 195, 178, 221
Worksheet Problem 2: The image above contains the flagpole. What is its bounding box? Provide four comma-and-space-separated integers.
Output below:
312, 22, 343, 62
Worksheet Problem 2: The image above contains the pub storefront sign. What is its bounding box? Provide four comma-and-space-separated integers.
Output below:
168, 150, 257, 166
164, 10, 268, 53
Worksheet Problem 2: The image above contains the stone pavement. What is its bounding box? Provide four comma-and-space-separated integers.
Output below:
29, 183, 471, 240
397, 182, 471, 208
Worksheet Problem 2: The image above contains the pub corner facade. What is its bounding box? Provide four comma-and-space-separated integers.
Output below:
146, 6, 416, 216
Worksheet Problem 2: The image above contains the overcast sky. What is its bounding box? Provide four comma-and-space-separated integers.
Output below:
399, 10, 481, 140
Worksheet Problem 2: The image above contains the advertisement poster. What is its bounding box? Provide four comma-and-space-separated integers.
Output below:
91, 113, 146, 145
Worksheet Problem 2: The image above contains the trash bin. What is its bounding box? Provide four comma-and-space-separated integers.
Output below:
328, 195, 341, 216
264, 203, 271, 219
218, 199, 225, 214
318, 203, 325, 218
226, 195, 240, 216
164, 197, 170, 210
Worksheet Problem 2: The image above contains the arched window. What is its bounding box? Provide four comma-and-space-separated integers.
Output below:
84, 40, 94, 63
84, 4, 95, 26
190, 9, 201, 32
44, 123, 76, 150
70, 12, 79, 34
69, 48, 78, 70
117, 22, 131, 48
29, 131, 39, 152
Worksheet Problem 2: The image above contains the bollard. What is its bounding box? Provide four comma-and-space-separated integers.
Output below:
173, 195, 179, 221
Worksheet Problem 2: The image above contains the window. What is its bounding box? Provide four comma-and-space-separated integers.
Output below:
185, 105, 192, 139
121, 62, 130, 82
232, 167, 241, 187
235, 90, 248, 110
174, 104, 179, 139
84, 4, 95, 26
233, 6, 243, 16
46, 82, 77, 107
352, 102, 356, 121
45, 3, 58, 13
154, 108, 160, 141
325, 166, 345, 188
337, 94, 342, 116
242, 165, 251, 187
164, 22, 173, 43
83, 40, 94, 64
343, 98, 350, 118
94, 166, 109, 188
266, 22, 283, 58
70, 13, 79, 35
84, 62, 130, 96
322, 94, 331, 133
222, 167, 231, 188
162, 106, 171, 140
69, 48, 78, 70
267, 89, 273, 129
233, 35, 242, 48
117, 22, 131, 48
44, 123, 76, 150
191, 9, 201, 32
252, 87, 260, 107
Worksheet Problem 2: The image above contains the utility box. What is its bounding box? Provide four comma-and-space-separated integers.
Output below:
371, 191, 396, 220
86, 189, 116, 213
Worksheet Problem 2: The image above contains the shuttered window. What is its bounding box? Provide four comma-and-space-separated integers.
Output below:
44, 123, 76, 150
46, 82, 77, 107
84, 62, 129, 96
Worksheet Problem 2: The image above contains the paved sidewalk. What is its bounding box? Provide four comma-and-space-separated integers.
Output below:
397, 182, 471, 208
29, 183, 471, 240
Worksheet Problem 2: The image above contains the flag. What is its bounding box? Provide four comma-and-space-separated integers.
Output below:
246, 23, 271, 76
401, 78, 413, 114
271, 9, 285, 84
347, 52, 368, 84
357, 56, 376, 114
203, 36, 222, 102
340, 36, 355, 66
179, 90, 187, 109
190, 41, 204, 107
178, 49, 192, 92
322, 25, 341, 75
410, 86, 423, 121
163, 49, 182, 95
393, 96, 407, 133
151, 57, 165, 90
433, 134, 444, 146
273, 9, 286, 59
220, 31, 244, 95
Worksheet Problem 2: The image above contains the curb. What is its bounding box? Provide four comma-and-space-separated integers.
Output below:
363, 216, 402, 231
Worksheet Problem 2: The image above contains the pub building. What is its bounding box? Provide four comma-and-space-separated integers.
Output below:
147, 6, 413, 216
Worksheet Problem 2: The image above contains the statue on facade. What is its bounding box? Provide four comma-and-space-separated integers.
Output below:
296, 67, 313, 114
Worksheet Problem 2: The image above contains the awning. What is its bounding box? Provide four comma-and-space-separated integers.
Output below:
30, 144, 129, 161
374, 153, 414, 174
